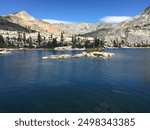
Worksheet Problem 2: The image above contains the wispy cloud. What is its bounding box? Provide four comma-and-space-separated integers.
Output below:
42, 19, 73, 24
99, 16, 132, 23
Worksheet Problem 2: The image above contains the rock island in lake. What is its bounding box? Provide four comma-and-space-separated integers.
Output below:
42, 51, 114, 60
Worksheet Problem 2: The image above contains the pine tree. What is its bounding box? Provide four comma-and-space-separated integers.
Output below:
101, 40, 105, 48
60, 32, 64, 46
17, 32, 22, 48
113, 40, 118, 47
72, 35, 77, 48
17, 32, 21, 42
94, 38, 99, 48
52, 38, 58, 48
23, 33, 26, 46
28, 37, 33, 48
50, 34, 53, 39
0, 35, 6, 48
38, 32, 42, 48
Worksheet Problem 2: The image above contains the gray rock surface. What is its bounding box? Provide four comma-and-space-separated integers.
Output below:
0, 5, 150, 47
55, 23, 113, 35
82, 5, 150, 47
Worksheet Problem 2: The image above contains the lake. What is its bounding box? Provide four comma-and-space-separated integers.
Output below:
0, 49, 150, 113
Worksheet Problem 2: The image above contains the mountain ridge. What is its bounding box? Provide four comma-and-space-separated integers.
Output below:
0, 5, 150, 48
82, 5, 150, 47
0, 16, 31, 32
3, 11, 60, 34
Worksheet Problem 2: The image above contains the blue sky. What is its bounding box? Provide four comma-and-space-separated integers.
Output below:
0, 0, 149, 23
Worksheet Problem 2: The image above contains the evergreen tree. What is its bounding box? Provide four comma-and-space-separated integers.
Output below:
43, 36, 46, 41
47, 41, 52, 48
17, 32, 21, 42
50, 34, 53, 39
60, 32, 64, 46
28, 37, 33, 48
113, 40, 118, 47
23, 33, 26, 46
94, 38, 100, 48
72, 35, 77, 48
17, 32, 22, 48
38, 32, 42, 47
52, 38, 58, 48
0, 35, 6, 48
84, 40, 92, 48
100, 39, 105, 48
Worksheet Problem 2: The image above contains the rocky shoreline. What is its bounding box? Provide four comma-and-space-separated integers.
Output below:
42, 52, 114, 60
1, 46, 150, 51
54, 46, 85, 51
0, 50, 11, 55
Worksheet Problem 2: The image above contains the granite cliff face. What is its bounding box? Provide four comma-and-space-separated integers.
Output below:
54, 23, 113, 35
83, 5, 150, 47
144, 5, 150, 15
3, 11, 60, 34
0, 5, 150, 47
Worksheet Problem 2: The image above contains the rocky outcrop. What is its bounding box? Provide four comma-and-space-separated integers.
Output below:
0, 50, 11, 55
54, 23, 113, 35
144, 5, 150, 14
1, 5, 150, 47
0, 16, 31, 32
42, 54, 72, 59
82, 5, 150, 47
83, 52, 114, 58
104, 8, 150, 46
54, 46, 85, 51
3, 11, 60, 34
42, 52, 114, 59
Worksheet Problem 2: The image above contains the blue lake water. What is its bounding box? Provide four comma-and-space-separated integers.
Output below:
0, 49, 150, 113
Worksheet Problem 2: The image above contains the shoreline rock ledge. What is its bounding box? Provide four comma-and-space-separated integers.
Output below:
42, 52, 114, 60
0, 50, 11, 55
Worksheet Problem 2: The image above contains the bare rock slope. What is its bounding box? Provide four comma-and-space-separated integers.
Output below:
55, 23, 113, 35
3, 11, 60, 34
83, 5, 150, 46
0, 16, 31, 32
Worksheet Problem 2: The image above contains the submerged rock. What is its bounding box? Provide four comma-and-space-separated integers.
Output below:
42, 52, 114, 60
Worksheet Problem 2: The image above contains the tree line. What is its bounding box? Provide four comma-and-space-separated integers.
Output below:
0, 32, 105, 49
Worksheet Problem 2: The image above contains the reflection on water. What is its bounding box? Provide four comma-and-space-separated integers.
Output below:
0, 49, 150, 113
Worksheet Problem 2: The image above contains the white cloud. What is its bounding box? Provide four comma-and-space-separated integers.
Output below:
99, 16, 132, 23
42, 19, 73, 24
